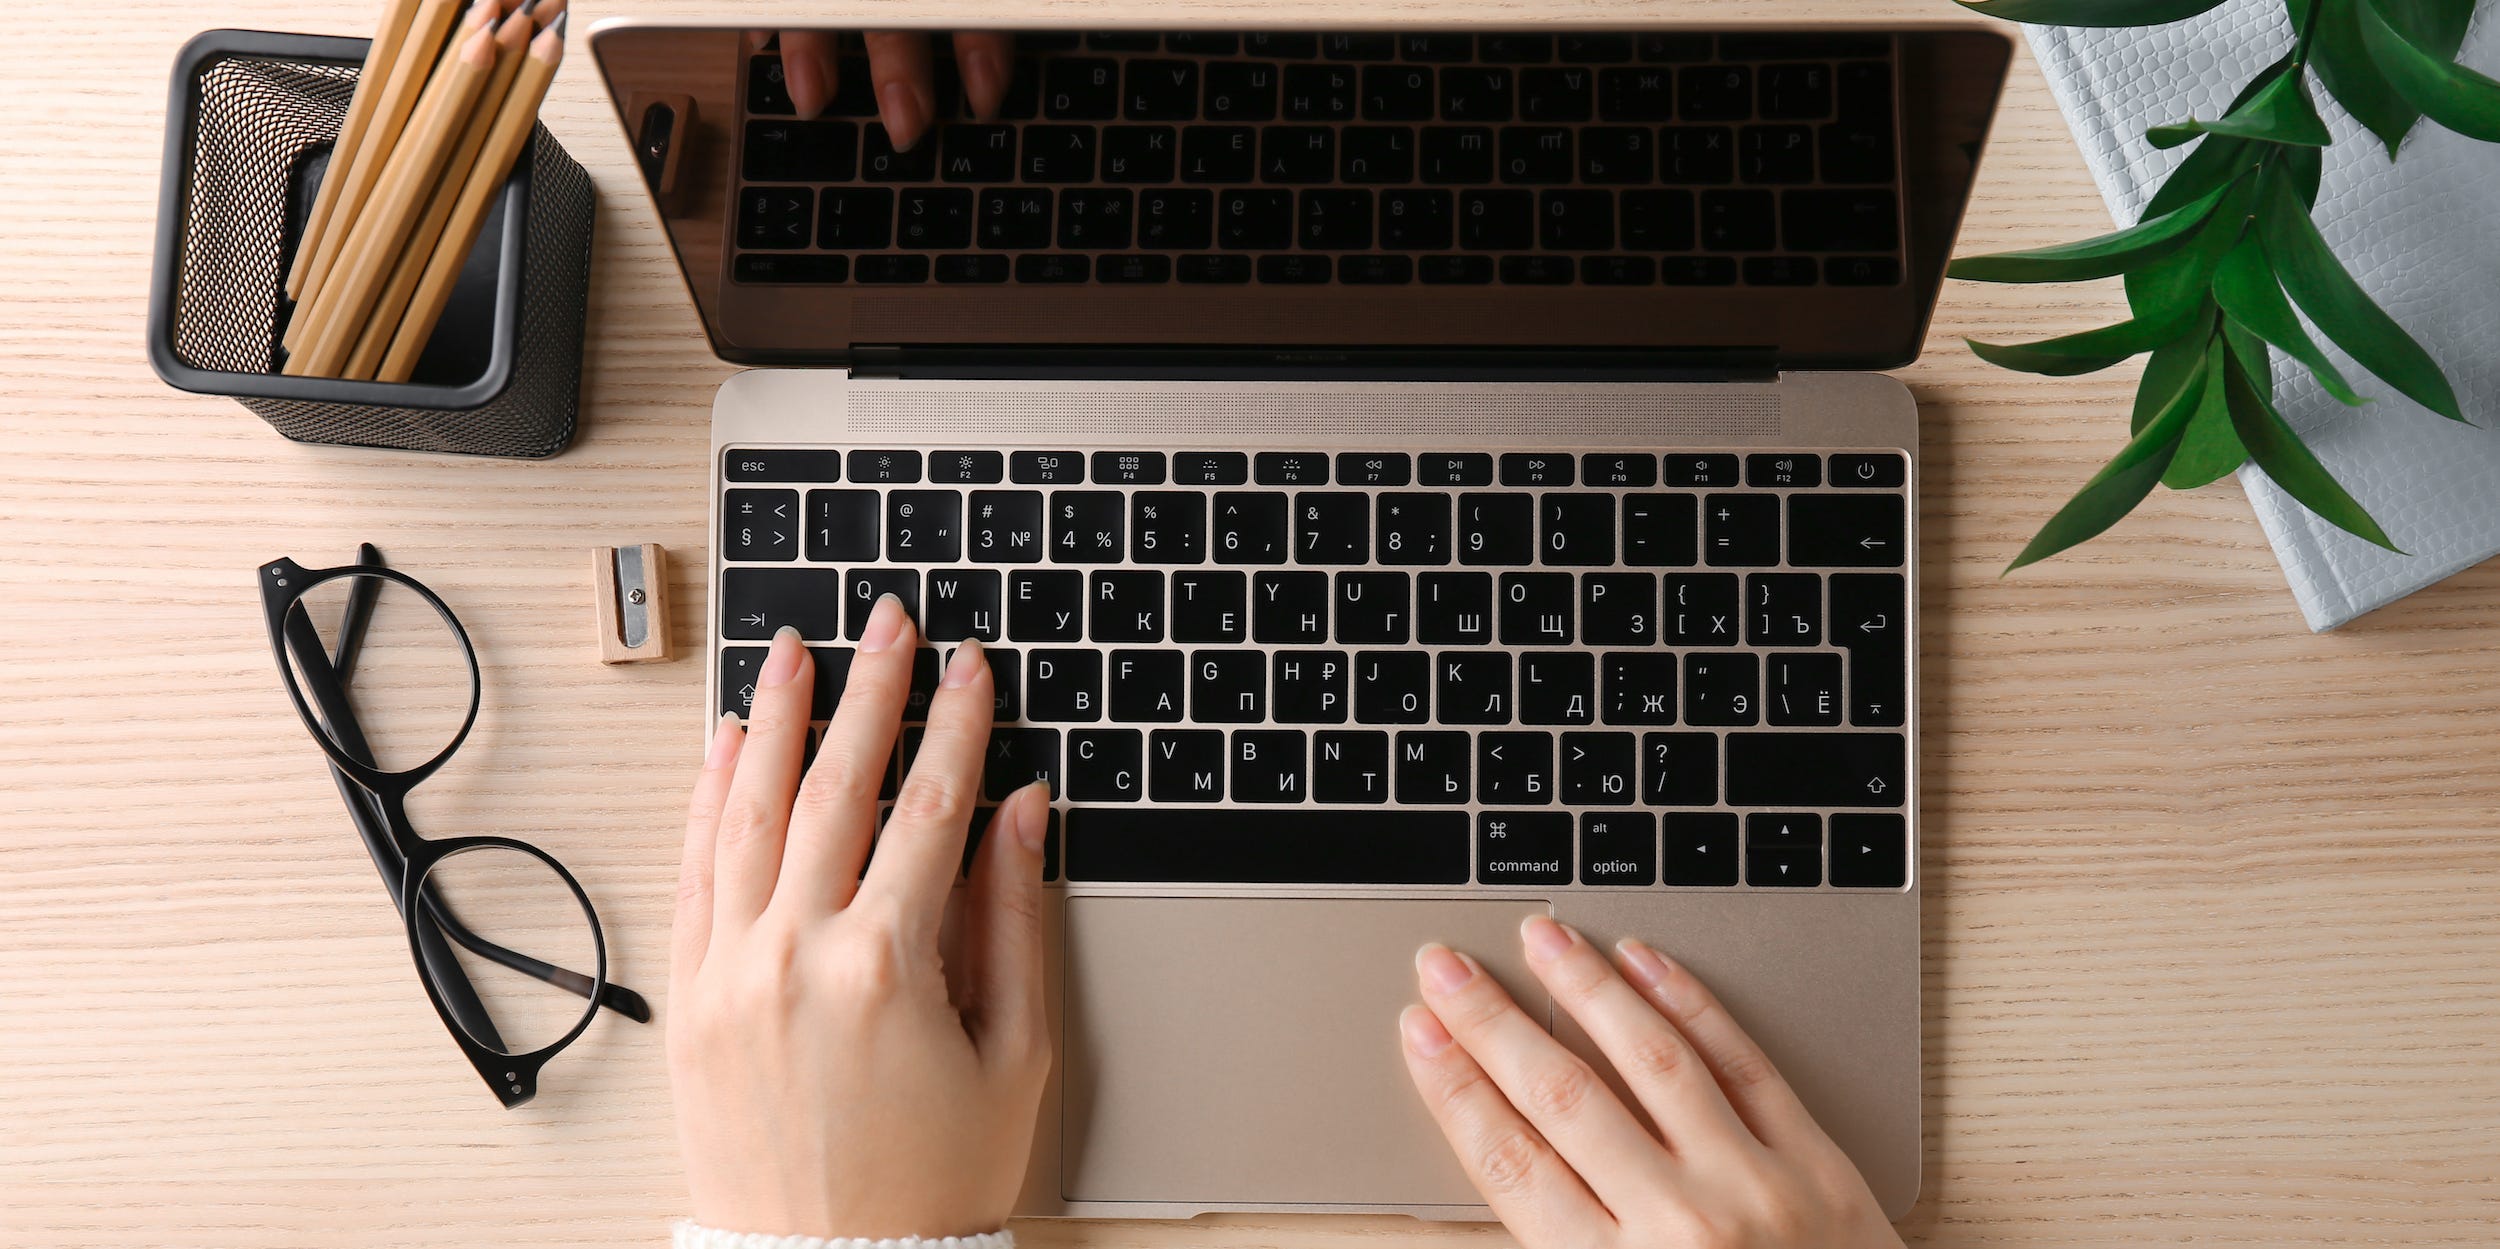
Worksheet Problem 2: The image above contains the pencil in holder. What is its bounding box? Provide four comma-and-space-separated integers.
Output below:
147, 29, 594, 459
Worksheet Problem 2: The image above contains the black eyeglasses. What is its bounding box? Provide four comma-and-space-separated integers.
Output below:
258, 546, 648, 1107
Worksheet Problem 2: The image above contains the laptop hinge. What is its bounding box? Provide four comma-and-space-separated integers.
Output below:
841, 345, 1780, 385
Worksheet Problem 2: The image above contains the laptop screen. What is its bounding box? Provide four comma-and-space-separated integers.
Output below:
590, 24, 2007, 372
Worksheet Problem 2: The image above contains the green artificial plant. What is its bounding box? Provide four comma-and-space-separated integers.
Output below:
1953, 0, 2500, 570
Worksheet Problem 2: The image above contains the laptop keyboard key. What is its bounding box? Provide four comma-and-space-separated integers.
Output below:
1768, 652, 1845, 726
1498, 572, 1574, 646
1191, 649, 1266, 722
1437, 652, 1513, 725
1356, 651, 1431, 723
1148, 729, 1226, 801
1726, 732, 1905, 807
1067, 729, 1144, 802
844, 570, 920, 638
722, 567, 842, 640
1171, 571, 1248, 643
1273, 650, 1351, 723
1477, 732, 1553, 805
1334, 572, 1411, 644
1562, 732, 1638, 805
1089, 571, 1164, 642
1230, 730, 1309, 803
1007, 570, 1083, 641
1107, 650, 1185, 722
1477, 812, 1573, 885
1065, 809, 1469, 884
1396, 731, 1471, 803
983, 727, 1060, 800
886, 490, 961, 562
1026, 649, 1103, 721
1540, 493, 1615, 565
1295, 493, 1370, 564
1044, 58, 1119, 119
1050, 492, 1125, 562
1829, 814, 1907, 888
1314, 730, 1392, 803
1704, 494, 1781, 566
1580, 811, 1656, 883
1643, 733, 1718, 806
1519, 651, 1596, 724
1660, 812, 1738, 884
1830, 572, 1906, 726
1253, 571, 1329, 643
1416, 572, 1493, 646
968, 490, 1043, 563
1683, 653, 1757, 725
1747, 572, 1821, 645
1603, 653, 1678, 725
1459, 493, 1534, 565
922, 569, 1002, 642
1789, 493, 1905, 567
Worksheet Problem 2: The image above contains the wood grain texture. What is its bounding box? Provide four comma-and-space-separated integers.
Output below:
4, 3, 2497, 1245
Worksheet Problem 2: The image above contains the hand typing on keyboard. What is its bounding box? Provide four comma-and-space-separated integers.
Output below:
672, 602, 1053, 1240
1401, 924, 1902, 1248
777, 29, 1016, 151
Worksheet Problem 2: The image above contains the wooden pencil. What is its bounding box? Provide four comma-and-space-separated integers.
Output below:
378, 14, 566, 384
285, 20, 497, 378
284, 0, 466, 351
284, 0, 423, 302
341, 2, 540, 380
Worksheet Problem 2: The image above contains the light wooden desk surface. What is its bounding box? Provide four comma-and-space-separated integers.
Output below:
5, 2, 2497, 1245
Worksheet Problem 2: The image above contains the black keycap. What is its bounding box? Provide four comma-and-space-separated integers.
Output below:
1325, 32, 1396, 60
1823, 63, 1895, 183
1727, 732, 1905, 807
1261, 126, 1336, 182
1294, 493, 1369, 564
1045, 58, 1119, 118
748, 55, 795, 114
1172, 570, 1247, 641
1577, 126, 1654, 184
1007, 569, 1084, 641
1174, 452, 1250, 486
1560, 33, 1633, 61
1169, 33, 1241, 56
1581, 572, 1656, 645
1746, 815, 1821, 887
854, 253, 930, 283
1100, 126, 1177, 183
1783, 189, 1899, 252
1396, 731, 1471, 804
978, 646, 1021, 719
810, 188, 892, 250
1378, 189, 1454, 249
1539, 189, 1613, 250
897, 188, 973, 248
1259, 254, 1332, 284
941, 123, 1017, 181
1701, 190, 1776, 251
1108, 649, 1185, 722
1519, 651, 1595, 725
1204, 62, 1278, 121
1477, 812, 1571, 885
1752, 255, 1826, 293
1768, 652, 1844, 726
1067, 729, 1143, 802
1683, 653, 1758, 726
1253, 571, 1329, 643
1477, 732, 1552, 805
1021, 125, 1098, 182
1067, 809, 1470, 884
1100, 253, 1170, 287
1830, 814, 1907, 888
724, 488, 800, 561
1661, 126, 1736, 183
930, 451, 1005, 484
1499, 127, 1574, 182
1437, 652, 1513, 725
1460, 190, 1533, 249
1422, 126, 1497, 182
1603, 653, 1678, 725
1600, 67, 1676, 121
845, 450, 919, 485
1562, 732, 1638, 805
745, 119, 857, 182
969, 489, 1044, 563
1580, 811, 1656, 884
983, 727, 1060, 800
1421, 453, 1495, 486
1704, 493, 1780, 566
1583, 256, 1654, 286
844, 569, 920, 639
1010, 450, 1084, 484
1356, 651, 1431, 723
1400, 34, 1475, 62
1231, 730, 1309, 803
1336, 453, 1411, 486
1759, 62, 1833, 119
1219, 190, 1294, 248
1617, 190, 1696, 252
1740, 124, 1816, 183
1314, 730, 1392, 803
1050, 492, 1125, 563
1339, 127, 1415, 184
1743, 453, 1820, 490
923, 568, 1002, 642
1245, 453, 1323, 486
1498, 572, 1574, 646
1831, 453, 1907, 488
1790, 493, 1904, 567
1502, 255, 1575, 284
1139, 188, 1215, 248
1089, 570, 1164, 642
1644, 733, 1718, 806
1416, 572, 1494, 646
1184, 125, 1259, 182
1732, 565, 1811, 643
722, 567, 840, 640
1665, 454, 1740, 488
1363, 65, 1435, 120
1273, 650, 1351, 723
1334, 571, 1410, 644
1680, 65, 1751, 121
1282, 65, 1358, 121
998, 57, 1044, 119
727, 449, 844, 483
1129, 491, 1204, 563
1191, 649, 1266, 722
1125, 59, 1198, 120
977, 188, 1052, 248
799, 489, 878, 565
1214, 492, 1291, 563
862, 125, 938, 181
1660, 812, 1738, 885
1540, 493, 1614, 565
1025, 649, 1102, 721
1376, 493, 1452, 565
1086, 450, 1162, 486
1663, 572, 1740, 646
1459, 493, 1534, 565
1519, 67, 1593, 122
1149, 729, 1226, 800
1299, 189, 1374, 250
1659, 256, 1738, 284
1830, 572, 1906, 726
738, 187, 813, 249
1245, 33, 1321, 58
1581, 453, 1656, 488
1480, 34, 1554, 63
886, 489, 962, 562
902, 649, 944, 722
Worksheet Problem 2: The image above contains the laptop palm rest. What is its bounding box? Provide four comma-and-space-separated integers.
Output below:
1059, 896, 1551, 1207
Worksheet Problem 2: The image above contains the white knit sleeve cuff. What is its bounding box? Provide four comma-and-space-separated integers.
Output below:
673, 1219, 1012, 1249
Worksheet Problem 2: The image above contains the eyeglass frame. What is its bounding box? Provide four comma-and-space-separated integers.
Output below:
257, 553, 631, 1108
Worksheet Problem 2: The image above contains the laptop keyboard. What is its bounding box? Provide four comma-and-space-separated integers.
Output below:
716, 446, 1911, 891
731, 32, 1903, 288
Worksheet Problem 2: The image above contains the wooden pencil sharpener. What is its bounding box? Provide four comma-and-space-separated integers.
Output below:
593, 544, 672, 663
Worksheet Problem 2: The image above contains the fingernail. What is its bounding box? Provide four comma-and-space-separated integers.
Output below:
1400, 1004, 1454, 1058
1013, 782, 1050, 851
942, 637, 988, 688
1615, 938, 1673, 990
961, 47, 1005, 120
757, 626, 806, 687
703, 712, 741, 769
1522, 915, 1574, 963
785, 54, 827, 119
879, 81, 926, 151
858, 594, 909, 653
1416, 943, 1473, 994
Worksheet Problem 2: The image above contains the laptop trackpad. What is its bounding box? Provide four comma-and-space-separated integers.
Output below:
1060, 896, 1551, 1207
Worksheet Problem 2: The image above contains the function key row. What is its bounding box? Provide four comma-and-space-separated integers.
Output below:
728, 448, 1906, 488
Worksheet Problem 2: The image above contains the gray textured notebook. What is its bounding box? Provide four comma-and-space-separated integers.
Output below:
2025, 1, 2500, 630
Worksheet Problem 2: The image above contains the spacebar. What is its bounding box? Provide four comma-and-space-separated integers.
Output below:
1064, 810, 1473, 885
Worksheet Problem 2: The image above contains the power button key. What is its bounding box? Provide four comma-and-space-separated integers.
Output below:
1829, 453, 1906, 488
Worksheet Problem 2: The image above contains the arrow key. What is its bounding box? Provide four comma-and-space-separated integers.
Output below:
1660, 812, 1737, 885
1745, 843, 1821, 887
1829, 813, 1906, 888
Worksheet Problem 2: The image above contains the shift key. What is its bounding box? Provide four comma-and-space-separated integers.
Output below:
1726, 732, 1904, 807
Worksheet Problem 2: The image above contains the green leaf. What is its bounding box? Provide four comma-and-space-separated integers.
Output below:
2359, 0, 2500, 141
1961, 0, 2231, 25
2162, 337, 2251, 488
2126, 176, 2251, 323
1948, 180, 2234, 283
2143, 136, 2255, 217
1967, 313, 2192, 376
2211, 233, 2365, 404
2295, 0, 2423, 157
2148, 66, 2333, 147
2132, 325, 2215, 434
2223, 316, 2275, 403
2254, 170, 2466, 420
2004, 343, 2207, 572
2221, 338, 2404, 551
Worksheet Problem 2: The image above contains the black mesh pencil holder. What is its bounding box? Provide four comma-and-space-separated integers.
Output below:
147, 30, 594, 459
